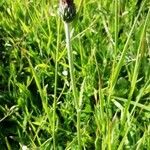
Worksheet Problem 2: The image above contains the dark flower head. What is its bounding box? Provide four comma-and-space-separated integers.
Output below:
61, 0, 74, 6
59, 0, 76, 23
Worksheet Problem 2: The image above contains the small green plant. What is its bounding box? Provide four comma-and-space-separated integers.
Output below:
59, 0, 81, 149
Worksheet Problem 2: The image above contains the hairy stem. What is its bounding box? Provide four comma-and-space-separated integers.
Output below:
64, 22, 81, 149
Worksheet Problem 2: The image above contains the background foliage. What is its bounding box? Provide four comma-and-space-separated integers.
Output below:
0, 0, 150, 149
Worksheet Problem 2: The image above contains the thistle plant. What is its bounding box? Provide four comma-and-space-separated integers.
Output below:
58, 0, 81, 149
59, 0, 76, 23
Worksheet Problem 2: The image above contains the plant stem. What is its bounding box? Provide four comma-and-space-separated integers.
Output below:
53, 19, 60, 150
64, 22, 81, 149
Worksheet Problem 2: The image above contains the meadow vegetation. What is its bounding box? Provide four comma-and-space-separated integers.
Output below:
0, 0, 150, 149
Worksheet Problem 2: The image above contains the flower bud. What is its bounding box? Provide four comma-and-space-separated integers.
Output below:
59, 0, 76, 23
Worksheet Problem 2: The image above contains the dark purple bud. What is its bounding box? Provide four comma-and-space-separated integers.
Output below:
59, 0, 76, 23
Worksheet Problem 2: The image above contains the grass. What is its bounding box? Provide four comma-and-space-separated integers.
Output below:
0, 0, 150, 149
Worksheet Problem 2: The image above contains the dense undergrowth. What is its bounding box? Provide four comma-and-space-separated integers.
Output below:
0, 0, 150, 149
